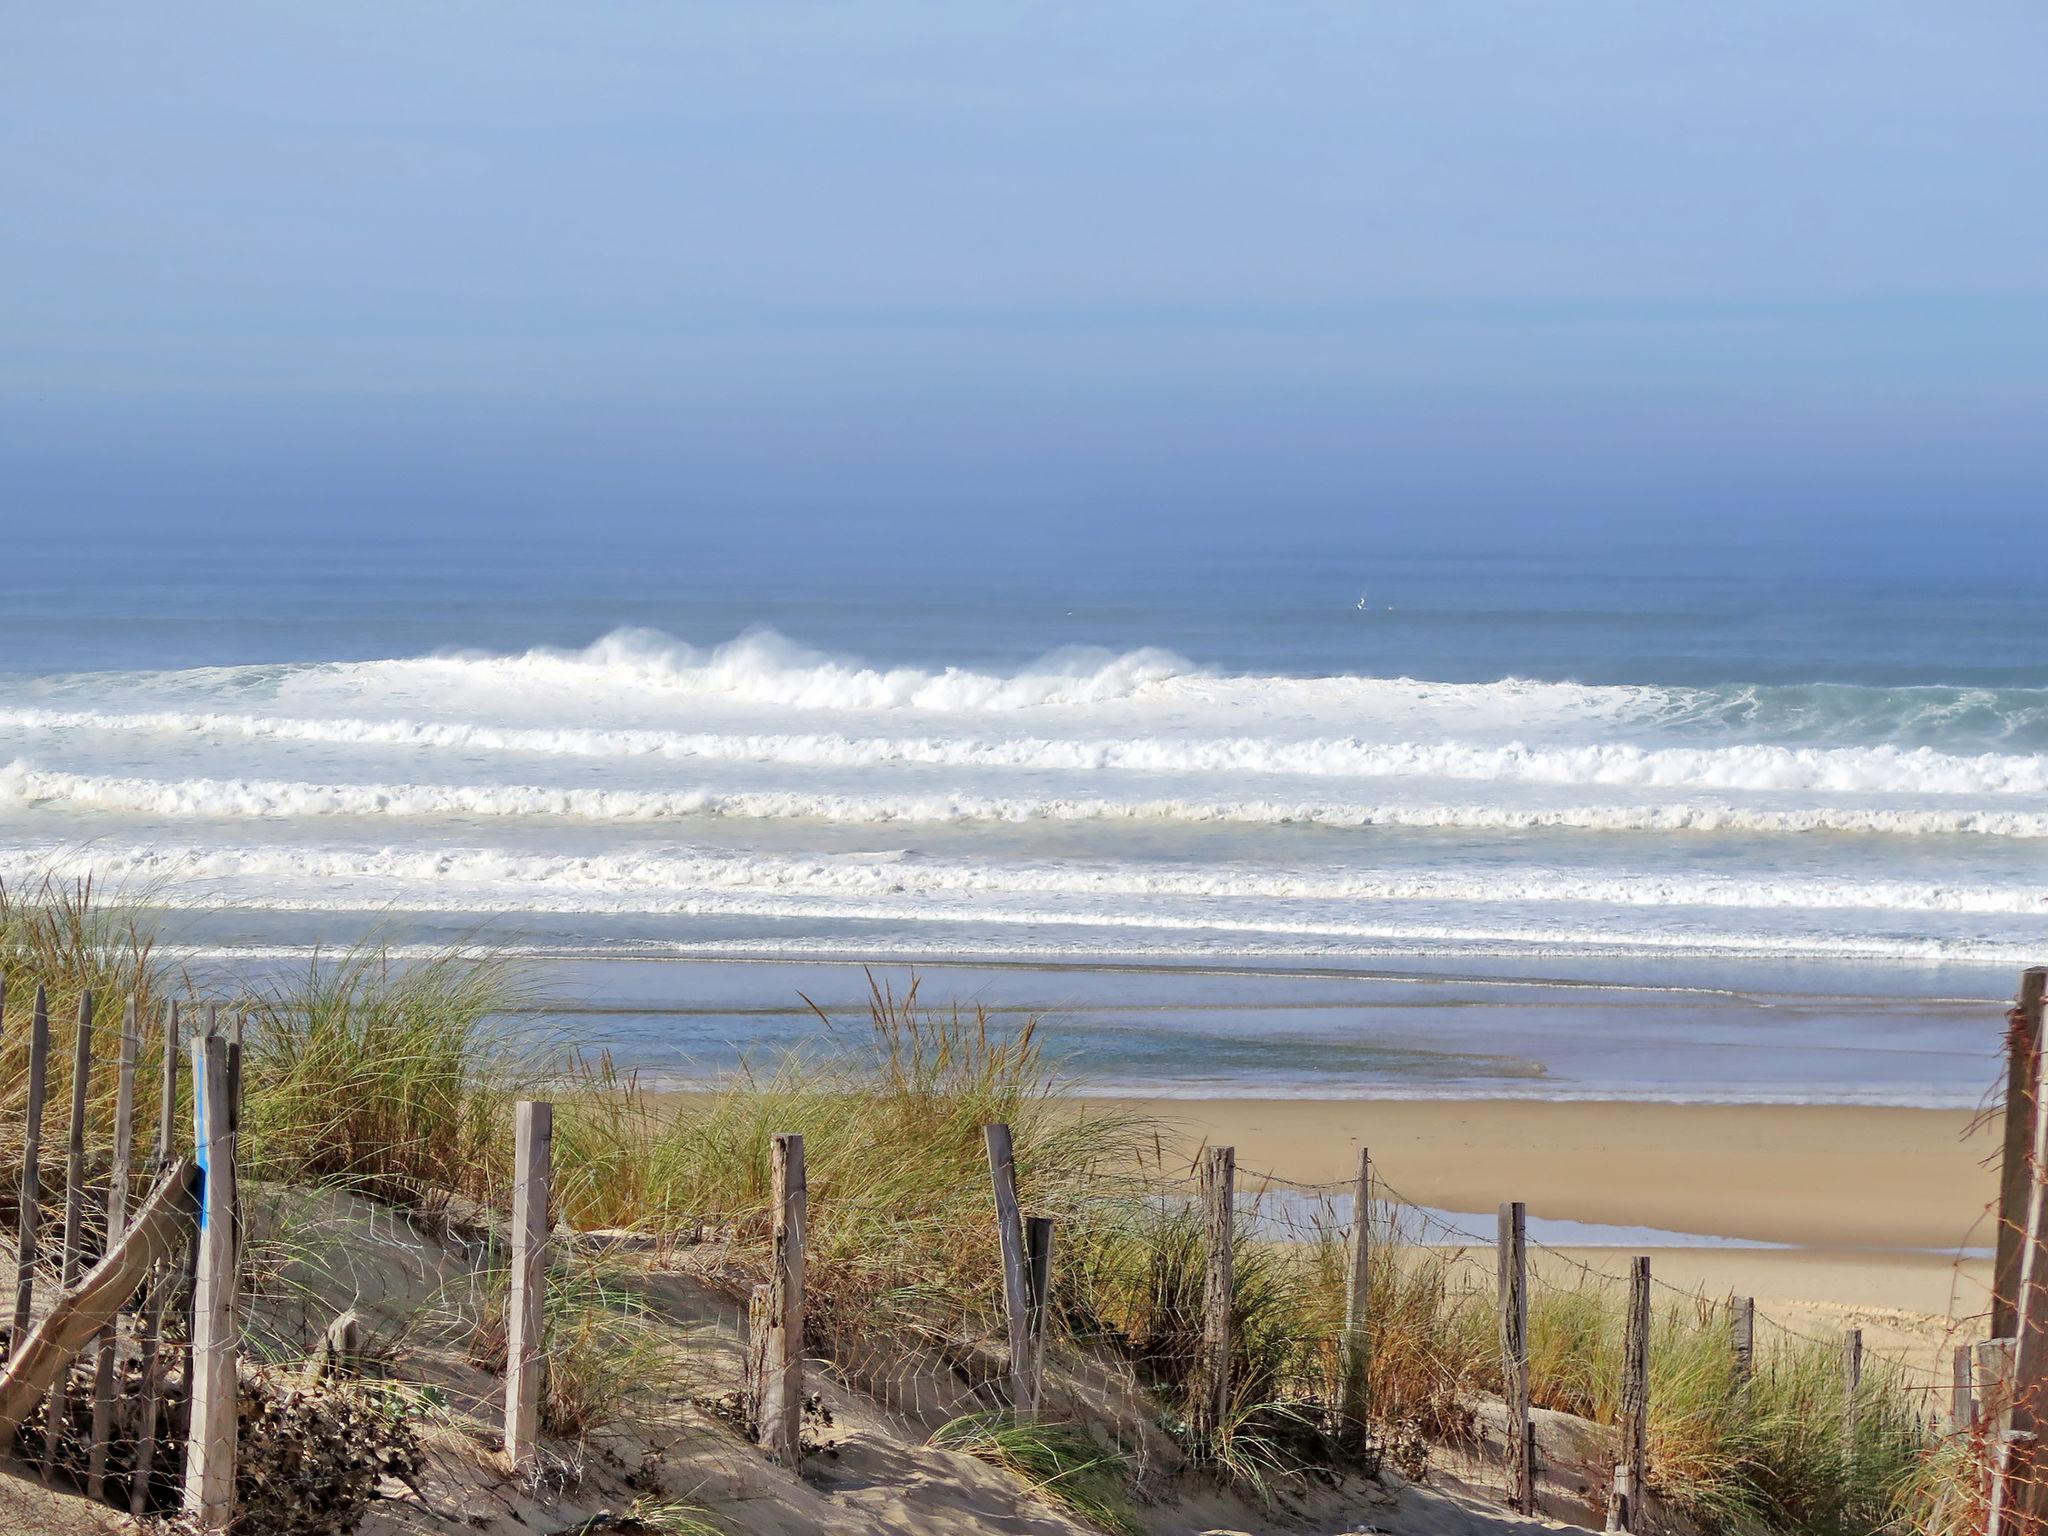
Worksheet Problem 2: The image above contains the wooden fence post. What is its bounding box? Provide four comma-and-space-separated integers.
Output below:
1025, 1214, 1054, 1406
983, 1123, 1036, 1416
182, 1031, 238, 1531
44, 990, 94, 1474
1193, 1146, 1235, 1445
1956, 1344, 1979, 1432
1339, 1145, 1372, 1450
757, 1133, 807, 1465
87, 1001, 139, 1499
503, 1100, 554, 1478
1729, 1294, 1754, 1391
1607, 1256, 1650, 1532
131, 999, 181, 1517
1993, 967, 2048, 1536
1842, 1328, 1863, 1478
1982, 1336, 2018, 1433
1996, 968, 2048, 1338
12, 983, 52, 1344
1498, 1200, 1535, 1515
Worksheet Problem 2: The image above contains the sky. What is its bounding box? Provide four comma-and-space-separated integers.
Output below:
3, 2, 2045, 549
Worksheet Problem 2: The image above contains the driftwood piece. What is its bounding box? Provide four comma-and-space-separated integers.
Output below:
0, 1157, 198, 1442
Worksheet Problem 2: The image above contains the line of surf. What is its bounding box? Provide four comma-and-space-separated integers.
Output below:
6, 713, 2048, 800
6, 761, 2048, 838
14, 837, 2045, 916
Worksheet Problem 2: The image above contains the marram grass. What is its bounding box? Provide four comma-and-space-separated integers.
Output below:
0, 876, 1961, 1534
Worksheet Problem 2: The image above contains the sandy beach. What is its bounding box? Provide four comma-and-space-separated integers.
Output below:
1101, 1097, 1995, 1365
1109, 1098, 1992, 1251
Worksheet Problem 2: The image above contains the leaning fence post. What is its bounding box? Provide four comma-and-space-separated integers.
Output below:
757, 1132, 807, 1465
1729, 1294, 1755, 1391
87, 1001, 140, 1499
1340, 1144, 1372, 1450
43, 989, 95, 1475
12, 983, 52, 1345
1193, 1145, 1235, 1445
1498, 1200, 1535, 1515
1607, 1256, 1650, 1532
131, 999, 181, 1517
983, 1123, 1036, 1416
504, 1100, 554, 1478
182, 1030, 238, 1531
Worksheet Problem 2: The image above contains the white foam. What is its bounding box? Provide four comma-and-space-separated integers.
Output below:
8, 706, 2047, 798
7, 761, 2047, 839
18, 835, 2045, 919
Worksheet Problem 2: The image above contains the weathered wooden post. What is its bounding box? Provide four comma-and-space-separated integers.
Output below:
503, 1100, 554, 1478
44, 990, 95, 1474
12, 983, 52, 1343
1996, 969, 2048, 1338
1729, 1294, 1755, 1391
1334, 1144, 1373, 1451
1193, 1146, 1236, 1445
1025, 1213, 1054, 1403
1497, 1200, 1535, 1515
87, 1001, 140, 1499
182, 1030, 238, 1531
756, 1133, 807, 1465
1956, 1344, 1979, 1432
1982, 1336, 2018, 1434
1842, 1328, 1864, 1481
1607, 1256, 1651, 1532
983, 1123, 1037, 1416
1992, 970, 2048, 1536
131, 999, 181, 1517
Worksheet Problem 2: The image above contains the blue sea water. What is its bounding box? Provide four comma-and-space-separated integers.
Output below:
0, 511, 2040, 1104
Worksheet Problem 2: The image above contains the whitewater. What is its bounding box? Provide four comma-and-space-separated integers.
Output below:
4, 624, 2046, 976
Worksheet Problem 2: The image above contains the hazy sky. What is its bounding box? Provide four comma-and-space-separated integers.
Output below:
4, 3, 2044, 540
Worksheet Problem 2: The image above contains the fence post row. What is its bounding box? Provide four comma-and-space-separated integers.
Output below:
756, 1132, 808, 1466
1193, 1145, 1235, 1445
1497, 1200, 1536, 1516
1340, 1145, 1372, 1450
983, 1123, 1038, 1417
183, 1028, 239, 1532
1991, 967, 2048, 1535
504, 1099, 554, 1479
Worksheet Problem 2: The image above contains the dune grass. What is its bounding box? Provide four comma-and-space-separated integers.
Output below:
0, 877, 1964, 1533
237, 940, 543, 1209
931, 1411, 1142, 1535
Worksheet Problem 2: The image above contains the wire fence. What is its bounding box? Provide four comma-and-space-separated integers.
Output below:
0, 978, 2007, 1534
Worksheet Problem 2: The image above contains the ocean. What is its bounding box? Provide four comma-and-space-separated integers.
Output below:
1, 513, 2040, 1106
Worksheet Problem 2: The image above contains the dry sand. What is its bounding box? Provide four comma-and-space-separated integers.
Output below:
1099, 1097, 1996, 1373
1106, 1098, 1992, 1251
